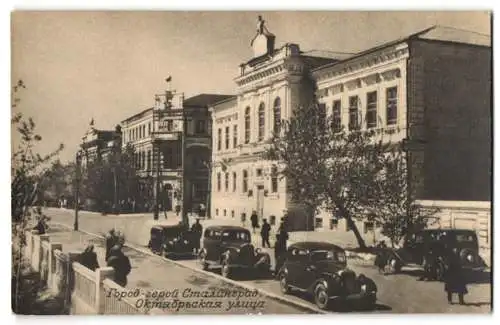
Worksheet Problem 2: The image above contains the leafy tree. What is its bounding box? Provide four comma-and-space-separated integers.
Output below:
11, 80, 64, 313
265, 95, 417, 249
367, 146, 439, 247
38, 160, 76, 207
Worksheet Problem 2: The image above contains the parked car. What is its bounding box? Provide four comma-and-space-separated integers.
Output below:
277, 241, 377, 310
385, 229, 484, 280
198, 226, 271, 279
148, 224, 195, 259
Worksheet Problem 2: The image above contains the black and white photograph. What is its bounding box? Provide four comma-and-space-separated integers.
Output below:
9, 10, 492, 315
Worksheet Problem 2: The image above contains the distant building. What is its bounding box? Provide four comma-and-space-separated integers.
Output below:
80, 122, 122, 168
120, 90, 232, 213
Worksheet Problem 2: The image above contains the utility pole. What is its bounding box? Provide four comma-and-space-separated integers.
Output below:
181, 112, 189, 228
74, 150, 82, 231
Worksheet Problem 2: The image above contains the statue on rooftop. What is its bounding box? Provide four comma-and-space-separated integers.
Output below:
251, 15, 272, 46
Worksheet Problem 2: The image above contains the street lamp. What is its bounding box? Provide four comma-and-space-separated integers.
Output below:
74, 150, 83, 231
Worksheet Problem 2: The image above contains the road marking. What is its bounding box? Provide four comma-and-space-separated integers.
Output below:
52, 222, 328, 314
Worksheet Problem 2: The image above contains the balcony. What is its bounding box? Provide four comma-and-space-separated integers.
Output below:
151, 131, 180, 142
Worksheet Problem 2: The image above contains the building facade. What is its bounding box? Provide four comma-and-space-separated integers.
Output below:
80, 123, 122, 168
121, 90, 232, 213
210, 24, 342, 229
210, 23, 491, 240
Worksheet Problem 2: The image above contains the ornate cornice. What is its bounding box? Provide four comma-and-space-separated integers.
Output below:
314, 45, 409, 83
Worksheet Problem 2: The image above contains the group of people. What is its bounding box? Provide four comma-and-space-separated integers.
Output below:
248, 211, 290, 275
77, 229, 132, 288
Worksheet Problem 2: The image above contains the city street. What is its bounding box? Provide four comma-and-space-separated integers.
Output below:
46, 208, 492, 314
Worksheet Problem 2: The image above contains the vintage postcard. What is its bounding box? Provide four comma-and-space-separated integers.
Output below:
11, 11, 492, 315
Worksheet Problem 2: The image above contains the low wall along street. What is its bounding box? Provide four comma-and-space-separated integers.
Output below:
22, 230, 168, 315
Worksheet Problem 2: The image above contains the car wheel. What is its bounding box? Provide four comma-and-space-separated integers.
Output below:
221, 260, 232, 279
434, 262, 446, 281
314, 283, 330, 310
199, 251, 208, 270
388, 257, 402, 274
279, 273, 291, 294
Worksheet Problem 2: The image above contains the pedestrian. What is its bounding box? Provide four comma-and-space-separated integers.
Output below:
418, 249, 438, 281
191, 218, 203, 254
444, 253, 468, 305
278, 220, 289, 248
199, 203, 206, 218
374, 250, 389, 274
260, 218, 271, 248
105, 229, 117, 262
274, 234, 286, 277
250, 211, 259, 234
107, 245, 132, 287
77, 244, 99, 271
33, 218, 47, 235
175, 204, 181, 217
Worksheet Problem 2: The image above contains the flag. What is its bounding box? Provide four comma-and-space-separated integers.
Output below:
165, 76, 172, 82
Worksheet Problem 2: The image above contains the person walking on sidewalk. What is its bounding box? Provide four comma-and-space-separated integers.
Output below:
274, 234, 286, 277
250, 211, 259, 234
105, 229, 117, 262
77, 244, 99, 271
260, 218, 271, 248
278, 219, 289, 248
191, 218, 203, 254
107, 245, 131, 287
444, 252, 468, 305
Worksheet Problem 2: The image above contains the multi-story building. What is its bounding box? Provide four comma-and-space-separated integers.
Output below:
210, 22, 345, 229
210, 22, 491, 241
121, 90, 232, 213
312, 26, 491, 237
80, 122, 122, 168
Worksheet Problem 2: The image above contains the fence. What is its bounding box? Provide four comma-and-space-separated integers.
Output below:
23, 229, 167, 315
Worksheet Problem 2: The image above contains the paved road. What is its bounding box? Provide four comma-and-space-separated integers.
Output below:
46, 208, 492, 314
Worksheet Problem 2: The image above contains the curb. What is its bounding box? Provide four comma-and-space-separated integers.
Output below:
52, 222, 328, 314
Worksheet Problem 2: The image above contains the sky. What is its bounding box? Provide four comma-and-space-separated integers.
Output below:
10, 11, 491, 163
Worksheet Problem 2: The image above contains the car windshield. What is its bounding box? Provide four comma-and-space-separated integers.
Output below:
310, 250, 346, 263
454, 233, 476, 242
222, 231, 250, 241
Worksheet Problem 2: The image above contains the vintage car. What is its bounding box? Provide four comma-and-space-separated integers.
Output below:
385, 229, 484, 280
148, 224, 196, 259
198, 226, 271, 278
278, 242, 378, 310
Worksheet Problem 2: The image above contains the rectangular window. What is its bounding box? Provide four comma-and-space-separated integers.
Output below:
217, 173, 221, 192
167, 120, 173, 131
217, 129, 222, 151
233, 125, 238, 148
225, 126, 230, 149
232, 172, 237, 192
332, 100, 342, 132
386, 87, 398, 126
195, 120, 206, 134
256, 169, 263, 177
148, 123, 151, 135
224, 172, 229, 191
271, 166, 278, 193
364, 222, 374, 234
348, 96, 359, 131
330, 219, 339, 230
315, 218, 323, 229
366, 91, 378, 129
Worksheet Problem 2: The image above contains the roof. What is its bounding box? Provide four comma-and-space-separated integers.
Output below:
289, 241, 344, 251
313, 25, 491, 73
121, 107, 153, 124
151, 224, 185, 230
205, 225, 250, 232
183, 94, 235, 108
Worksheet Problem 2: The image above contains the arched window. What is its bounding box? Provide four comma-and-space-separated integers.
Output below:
232, 172, 237, 192
242, 170, 248, 193
244, 107, 251, 144
147, 150, 151, 170
273, 97, 281, 134
258, 102, 265, 141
